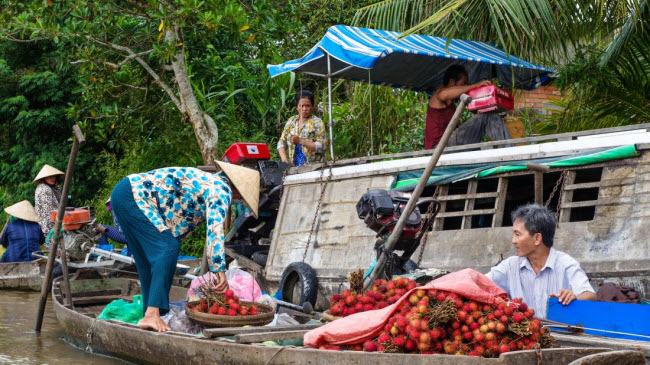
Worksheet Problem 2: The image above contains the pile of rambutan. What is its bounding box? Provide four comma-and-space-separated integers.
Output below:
329, 277, 417, 317
187, 275, 259, 316
321, 287, 553, 358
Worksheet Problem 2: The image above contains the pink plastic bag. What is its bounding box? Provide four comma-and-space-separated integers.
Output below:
304, 268, 506, 347
187, 269, 262, 302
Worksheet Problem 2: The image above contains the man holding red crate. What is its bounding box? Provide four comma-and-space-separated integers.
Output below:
425, 65, 512, 149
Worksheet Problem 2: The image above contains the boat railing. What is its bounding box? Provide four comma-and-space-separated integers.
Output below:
292, 123, 650, 174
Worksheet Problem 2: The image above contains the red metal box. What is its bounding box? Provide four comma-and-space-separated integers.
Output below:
221, 143, 270, 165
466, 85, 514, 113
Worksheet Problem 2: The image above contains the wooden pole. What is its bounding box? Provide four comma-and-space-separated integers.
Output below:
363, 94, 472, 287
526, 163, 550, 205
35, 125, 85, 332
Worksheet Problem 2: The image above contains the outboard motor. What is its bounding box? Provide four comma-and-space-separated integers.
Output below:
357, 190, 440, 275
51, 207, 101, 260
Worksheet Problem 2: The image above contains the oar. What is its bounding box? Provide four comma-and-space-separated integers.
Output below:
35, 125, 85, 332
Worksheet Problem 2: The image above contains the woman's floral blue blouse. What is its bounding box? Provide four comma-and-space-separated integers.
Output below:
128, 167, 231, 272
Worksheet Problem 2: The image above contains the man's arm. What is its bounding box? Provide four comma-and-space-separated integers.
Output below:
429, 80, 492, 108
554, 260, 597, 305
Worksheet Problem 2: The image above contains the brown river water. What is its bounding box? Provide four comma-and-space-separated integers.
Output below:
0, 290, 126, 365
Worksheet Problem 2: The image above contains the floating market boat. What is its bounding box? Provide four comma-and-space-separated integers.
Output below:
52, 276, 648, 365
0, 259, 47, 291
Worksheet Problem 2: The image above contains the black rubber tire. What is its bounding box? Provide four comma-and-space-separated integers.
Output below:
402, 259, 418, 274
251, 251, 268, 266
279, 262, 318, 307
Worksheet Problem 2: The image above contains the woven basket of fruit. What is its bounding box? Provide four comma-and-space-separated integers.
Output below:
185, 275, 275, 327
186, 299, 274, 327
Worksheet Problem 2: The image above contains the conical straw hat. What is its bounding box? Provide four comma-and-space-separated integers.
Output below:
33, 164, 64, 183
4, 200, 39, 223
215, 161, 260, 218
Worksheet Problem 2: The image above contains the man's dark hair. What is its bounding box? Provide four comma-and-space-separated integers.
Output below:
443, 65, 468, 86
296, 90, 315, 106
511, 204, 556, 247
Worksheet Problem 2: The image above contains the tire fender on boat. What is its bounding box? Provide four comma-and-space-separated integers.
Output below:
279, 262, 318, 307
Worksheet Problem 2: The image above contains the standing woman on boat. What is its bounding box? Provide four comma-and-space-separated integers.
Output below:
110, 164, 259, 332
277, 90, 328, 166
1, 201, 45, 262
33, 164, 65, 245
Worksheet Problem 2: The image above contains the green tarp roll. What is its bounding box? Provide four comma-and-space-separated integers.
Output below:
392, 145, 639, 192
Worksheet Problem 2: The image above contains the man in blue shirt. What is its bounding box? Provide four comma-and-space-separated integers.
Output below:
486, 204, 596, 318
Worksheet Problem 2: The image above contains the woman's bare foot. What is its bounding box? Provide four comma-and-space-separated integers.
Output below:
137, 307, 170, 332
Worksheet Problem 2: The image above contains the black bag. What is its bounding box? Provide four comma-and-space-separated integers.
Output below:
356, 190, 394, 218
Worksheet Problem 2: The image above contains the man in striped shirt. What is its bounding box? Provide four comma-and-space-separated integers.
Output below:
486, 204, 596, 318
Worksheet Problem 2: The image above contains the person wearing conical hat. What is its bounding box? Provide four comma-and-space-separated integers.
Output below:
1, 201, 45, 263
110, 164, 260, 332
33, 164, 65, 243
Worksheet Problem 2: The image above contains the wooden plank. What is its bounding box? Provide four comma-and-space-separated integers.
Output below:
432, 185, 448, 231
436, 192, 498, 201
224, 248, 263, 275
204, 324, 322, 338
72, 294, 123, 305
437, 208, 496, 218
492, 177, 509, 227
559, 171, 577, 223
234, 330, 310, 344
71, 289, 122, 298
564, 177, 636, 191
462, 180, 478, 229
562, 196, 633, 209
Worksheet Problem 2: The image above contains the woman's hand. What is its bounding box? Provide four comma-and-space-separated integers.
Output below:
290, 135, 302, 145
212, 271, 229, 294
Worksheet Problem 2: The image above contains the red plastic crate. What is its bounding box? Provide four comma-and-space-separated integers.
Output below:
221, 143, 270, 165
466, 85, 514, 113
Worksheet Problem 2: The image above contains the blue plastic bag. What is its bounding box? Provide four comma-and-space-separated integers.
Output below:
293, 144, 307, 166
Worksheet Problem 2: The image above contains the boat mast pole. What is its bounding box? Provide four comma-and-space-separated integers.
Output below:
327, 54, 335, 161
363, 94, 471, 288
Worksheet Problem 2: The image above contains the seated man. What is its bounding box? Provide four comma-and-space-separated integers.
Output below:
425, 65, 511, 149
486, 204, 596, 318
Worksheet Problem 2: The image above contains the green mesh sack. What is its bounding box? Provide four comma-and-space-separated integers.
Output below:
98, 295, 144, 324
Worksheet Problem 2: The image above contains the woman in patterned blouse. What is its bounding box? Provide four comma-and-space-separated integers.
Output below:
277, 90, 328, 166
110, 163, 259, 332
33, 164, 65, 244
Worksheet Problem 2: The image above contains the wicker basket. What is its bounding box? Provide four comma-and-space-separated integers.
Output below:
185, 301, 275, 327
321, 310, 342, 322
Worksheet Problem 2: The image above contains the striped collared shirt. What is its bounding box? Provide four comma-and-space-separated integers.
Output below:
486, 248, 595, 318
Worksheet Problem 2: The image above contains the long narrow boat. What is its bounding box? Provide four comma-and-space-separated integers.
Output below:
52, 276, 647, 364
0, 259, 46, 290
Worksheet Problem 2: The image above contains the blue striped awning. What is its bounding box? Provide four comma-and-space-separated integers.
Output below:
268, 25, 553, 91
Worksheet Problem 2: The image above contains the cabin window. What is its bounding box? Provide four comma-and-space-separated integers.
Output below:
432, 167, 603, 231
433, 177, 505, 231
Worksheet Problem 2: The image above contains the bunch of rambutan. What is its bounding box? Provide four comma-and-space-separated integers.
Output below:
329, 277, 417, 317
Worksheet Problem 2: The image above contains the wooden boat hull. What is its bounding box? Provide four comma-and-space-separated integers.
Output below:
52, 277, 626, 365
0, 259, 46, 291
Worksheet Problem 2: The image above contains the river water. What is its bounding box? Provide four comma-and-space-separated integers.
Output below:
0, 290, 125, 365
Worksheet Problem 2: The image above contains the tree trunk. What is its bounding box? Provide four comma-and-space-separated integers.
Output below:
168, 26, 219, 165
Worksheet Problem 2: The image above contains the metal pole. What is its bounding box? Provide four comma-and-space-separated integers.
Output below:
327, 54, 335, 161
35, 125, 85, 332
363, 95, 472, 288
